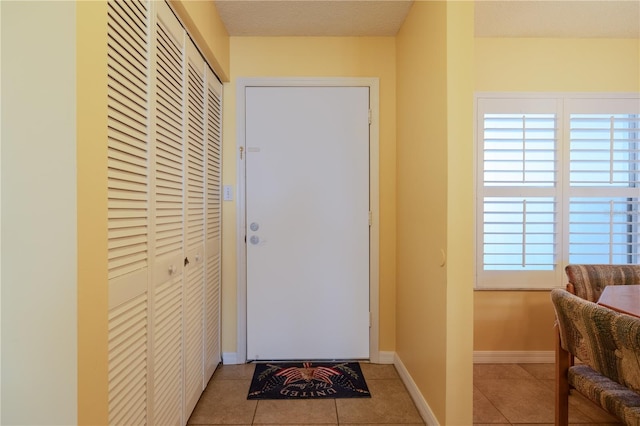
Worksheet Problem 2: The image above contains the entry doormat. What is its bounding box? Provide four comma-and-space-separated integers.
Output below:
247, 362, 371, 400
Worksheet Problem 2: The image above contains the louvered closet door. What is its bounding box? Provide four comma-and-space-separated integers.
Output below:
106, 1, 222, 424
184, 38, 207, 417
204, 68, 223, 383
106, 1, 150, 425
150, 2, 185, 425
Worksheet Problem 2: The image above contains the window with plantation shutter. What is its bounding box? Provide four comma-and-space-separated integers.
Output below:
567, 99, 640, 265
482, 112, 558, 270
476, 94, 640, 289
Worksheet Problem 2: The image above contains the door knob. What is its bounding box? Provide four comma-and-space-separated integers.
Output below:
250, 235, 260, 245
250, 222, 260, 231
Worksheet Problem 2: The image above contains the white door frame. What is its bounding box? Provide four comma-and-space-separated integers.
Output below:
235, 77, 380, 364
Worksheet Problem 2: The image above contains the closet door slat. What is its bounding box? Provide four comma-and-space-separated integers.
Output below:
108, 292, 148, 426
154, 20, 185, 259
183, 41, 207, 417
151, 3, 186, 425
204, 70, 223, 382
152, 277, 183, 426
107, 2, 150, 425
107, 0, 150, 282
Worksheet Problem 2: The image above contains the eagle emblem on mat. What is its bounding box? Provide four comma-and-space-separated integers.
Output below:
275, 362, 341, 385
247, 362, 371, 399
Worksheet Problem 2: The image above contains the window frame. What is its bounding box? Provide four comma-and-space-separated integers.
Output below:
475, 92, 640, 290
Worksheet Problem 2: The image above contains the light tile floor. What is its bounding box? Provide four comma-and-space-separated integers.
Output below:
188, 362, 425, 426
473, 363, 622, 426
188, 362, 623, 425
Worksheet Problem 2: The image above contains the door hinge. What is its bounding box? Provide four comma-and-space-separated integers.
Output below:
368, 109, 372, 125
368, 211, 372, 226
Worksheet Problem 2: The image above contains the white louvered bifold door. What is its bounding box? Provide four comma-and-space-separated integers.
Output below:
106, 1, 222, 424
204, 68, 223, 383
183, 38, 207, 417
150, 2, 185, 425
106, 1, 151, 425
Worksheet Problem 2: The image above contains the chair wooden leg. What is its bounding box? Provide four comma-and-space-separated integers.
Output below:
555, 324, 570, 426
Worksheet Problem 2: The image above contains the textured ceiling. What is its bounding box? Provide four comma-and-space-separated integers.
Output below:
214, 0, 640, 38
214, 0, 414, 36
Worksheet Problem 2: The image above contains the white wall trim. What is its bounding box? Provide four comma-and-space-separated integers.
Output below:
473, 351, 555, 364
222, 352, 240, 365
236, 77, 380, 364
394, 353, 439, 426
377, 351, 395, 364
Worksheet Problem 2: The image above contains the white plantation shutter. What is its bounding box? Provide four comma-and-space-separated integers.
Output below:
183, 39, 207, 416
204, 68, 223, 382
151, 3, 185, 425
476, 98, 561, 289
107, 0, 150, 423
567, 98, 640, 264
476, 94, 640, 289
482, 113, 557, 270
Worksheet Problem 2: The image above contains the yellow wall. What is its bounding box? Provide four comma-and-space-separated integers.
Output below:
473, 37, 640, 353
445, 2, 475, 424
475, 38, 640, 92
474, 291, 556, 351
170, 0, 230, 81
396, 1, 448, 420
396, 2, 474, 424
77, 2, 109, 424
221, 36, 397, 354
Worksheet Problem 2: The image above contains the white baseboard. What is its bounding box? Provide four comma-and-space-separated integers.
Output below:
393, 353, 439, 426
368, 350, 551, 426
222, 352, 240, 365
473, 350, 554, 364
377, 351, 395, 364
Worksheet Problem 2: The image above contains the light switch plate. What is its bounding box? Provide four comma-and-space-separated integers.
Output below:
223, 185, 233, 201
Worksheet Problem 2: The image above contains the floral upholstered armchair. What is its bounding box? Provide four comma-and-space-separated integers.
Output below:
551, 288, 640, 425
565, 264, 640, 303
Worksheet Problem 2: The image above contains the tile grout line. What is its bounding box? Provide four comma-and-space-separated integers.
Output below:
251, 398, 258, 425
475, 382, 512, 426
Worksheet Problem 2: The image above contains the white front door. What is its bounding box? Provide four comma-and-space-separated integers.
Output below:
245, 86, 370, 360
